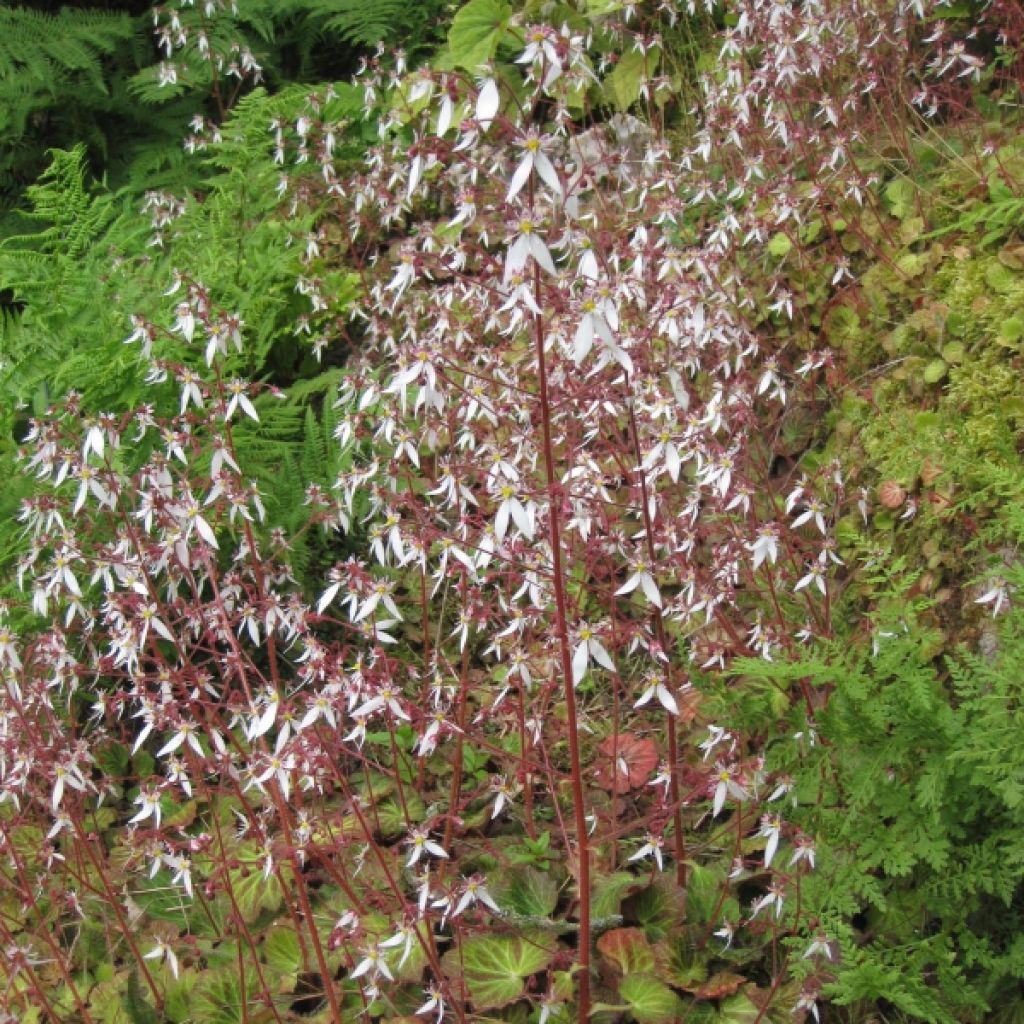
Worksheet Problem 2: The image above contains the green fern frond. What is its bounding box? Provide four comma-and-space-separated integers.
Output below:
0, 7, 135, 89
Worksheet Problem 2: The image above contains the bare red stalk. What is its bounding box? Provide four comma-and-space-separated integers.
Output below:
531, 264, 592, 1018
624, 384, 687, 888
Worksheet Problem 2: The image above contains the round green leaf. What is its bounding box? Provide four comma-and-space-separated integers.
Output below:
448, 0, 513, 70
604, 48, 660, 111
442, 934, 556, 1010
495, 866, 560, 918
618, 974, 681, 1024
922, 359, 948, 384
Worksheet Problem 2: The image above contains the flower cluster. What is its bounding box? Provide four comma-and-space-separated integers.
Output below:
0, 0, 998, 1020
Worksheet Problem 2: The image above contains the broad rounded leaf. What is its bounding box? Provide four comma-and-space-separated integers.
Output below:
687, 971, 747, 1000
598, 927, 658, 976
263, 926, 302, 977
595, 733, 659, 794
495, 866, 560, 918
194, 969, 273, 1024
448, 0, 512, 70
442, 933, 556, 1010
591, 871, 638, 919
622, 879, 687, 941
604, 48, 660, 111
228, 847, 284, 924
618, 974, 681, 1024
717, 989, 762, 1024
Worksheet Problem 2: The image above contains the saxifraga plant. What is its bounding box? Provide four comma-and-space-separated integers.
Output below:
1, 0, 1018, 1022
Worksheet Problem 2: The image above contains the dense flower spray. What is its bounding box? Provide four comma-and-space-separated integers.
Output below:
0, 0, 1004, 1019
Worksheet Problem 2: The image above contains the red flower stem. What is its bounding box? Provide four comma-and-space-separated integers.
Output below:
531, 262, 591, 1019
624, 385, 687, 888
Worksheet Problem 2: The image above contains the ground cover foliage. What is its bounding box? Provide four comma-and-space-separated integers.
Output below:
1, 1, 1023, 1022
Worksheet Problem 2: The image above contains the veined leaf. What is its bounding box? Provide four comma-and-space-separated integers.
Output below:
495, 866, 560, 918
442, 933, 557, 1010
448, 0, 512, 70
618, 974, 681, 1024
604, 48, 660, 111
597, 928, 658, 976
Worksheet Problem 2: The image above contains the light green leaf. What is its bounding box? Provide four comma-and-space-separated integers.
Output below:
591, 871, 636, 918
604, 48, 659, 111
227, 847, 284, 924
884, 177, 916, 220
164, 971, 200, 1024
496, 866, 560, 917
597, 928, 658, 976
985, 262, 1017, 294
618, 974, 681, 1024
623, 879, 686, 941
1000, 315, 1024, 342
442, 933, 556, 1010
922, 359, 948, 384
263, 926, 302, 976
448, 0, 513, 70
768, 232, 792, 258
194, 969, 273, 1024
940, 341, 965, 363
717, 989, 761, 1024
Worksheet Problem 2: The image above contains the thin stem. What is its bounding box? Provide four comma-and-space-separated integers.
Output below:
531, 261, 591, 1019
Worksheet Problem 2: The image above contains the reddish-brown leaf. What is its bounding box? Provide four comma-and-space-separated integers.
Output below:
594, 733, 659, 794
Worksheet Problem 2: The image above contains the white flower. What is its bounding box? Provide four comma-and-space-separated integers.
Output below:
789, 835, 816, 870
711, 765, 749, 817
490, 775, 518, 819
405, 828, 449, 868
156, 722, 204, 759
975, 578, 1009, 617
749, 884, 785, 920
746, 525, 780, 570
505, 216, 556, 281
144, 939, 180, 979
794, 564, 826, 595
130, 788, 163, 829
165, 852, 193, 898
172, 302, 194, 341
803, 932, 833, 960
416, 984, 446, 1023
795, 990, 821, 1023
225, 380, 259, 422
453, 875, 501, 917
699, 725, 734, 762
380, 923, 418, 968
493, 483, 536, 541
758, 813, 782, 867
572, 292, 618, 365
628, 832, 665, 871
352, 684, 410, 721
615, 558, 661, 607
791, 498, 827, 535
507, 131, 562, 201
634, 676, 679, 716
571, 623, 616, 685
350, 945, 394, 983
476, 77, 500, 127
